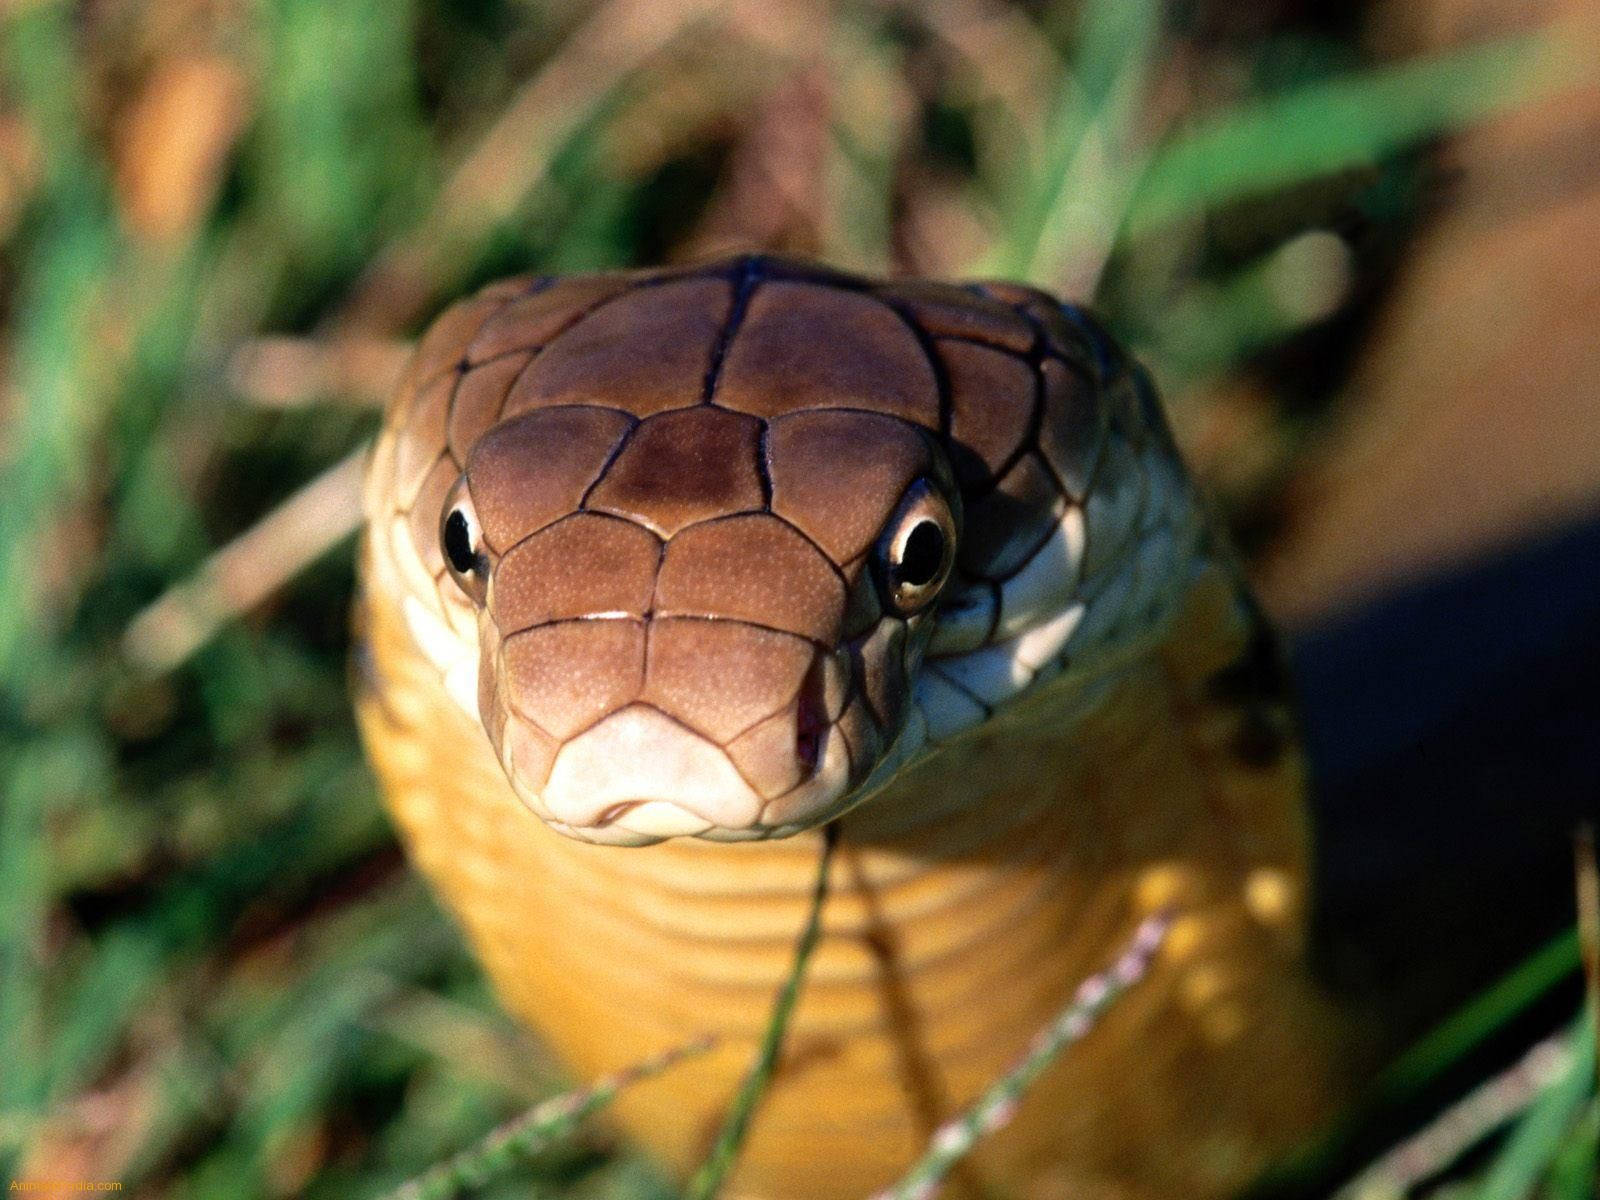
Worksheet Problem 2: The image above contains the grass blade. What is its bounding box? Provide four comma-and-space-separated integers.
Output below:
1473, 1015, 1595, 1200
685, 823, 839, 1200
987, 0, 1164, 287
1336, 1028, 1578, 1199
1124, 29, 1571, 238
379, 1037, 714, 1200
872, 911, 1171, 1200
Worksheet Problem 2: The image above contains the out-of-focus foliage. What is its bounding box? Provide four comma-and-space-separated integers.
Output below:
0, 0, 1589, 1196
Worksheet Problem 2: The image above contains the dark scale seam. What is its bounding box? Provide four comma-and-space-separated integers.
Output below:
1031, 350, 1106, 501
415, 281, 543, 390
732, 254, 874, 293
465, 344, 540, 372
635, 611, 829, 652
502, 614, 648, 639
874, 292, 954, 439
644, 531, 668, 619
938, 298, 1053, 508
721, 746, 771, 799
763, 510, 853, 589
621, 502, 772, 542
623, 487, 851, 592
764, 402, 944, 422
495, 501, 658, 564
448, 349, 534, 463
975, 356, 1050, 505
968, 299, 1075, 507
526, 656, 815, 779
443, 366, 470, 471
848, 640, 889, 733
984, 486, 1071, 587
961, 283, 1043, 356
755, 419, 774, 509
486, 269, 705, 428
925, 662, 994, 718
397, 449, 447, 518
1054, 302, 1118, 385
917, 329, 1039, 360
572, 426, 640, 514
702, 255, 765, 405
716, 669, 814, 750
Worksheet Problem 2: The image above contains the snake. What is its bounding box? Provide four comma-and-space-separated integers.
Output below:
353, 254, 1360, 1199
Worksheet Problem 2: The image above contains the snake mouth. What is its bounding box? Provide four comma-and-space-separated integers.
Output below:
558, 798, 718, 845
493, 697, 864, 846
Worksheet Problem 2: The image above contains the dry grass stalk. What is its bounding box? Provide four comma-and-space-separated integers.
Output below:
122, 444, 368, 673
227, 335, 412, 409
1334, 1030, 1578, 1200
1577, 824, 1599, 1090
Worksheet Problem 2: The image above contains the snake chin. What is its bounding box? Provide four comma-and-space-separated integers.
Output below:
491, 698, 883, 847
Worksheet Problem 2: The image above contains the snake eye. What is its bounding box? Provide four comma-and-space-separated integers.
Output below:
877, 480, 957, 615
443, 510, 477, 574
439, 486, 488, 603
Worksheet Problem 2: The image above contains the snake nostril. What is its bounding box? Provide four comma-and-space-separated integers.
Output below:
795, 657, 828, 775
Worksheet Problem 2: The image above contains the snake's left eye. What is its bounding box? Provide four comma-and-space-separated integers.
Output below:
439, 485, 488, 603
876, 480, 957, 616
443, 510, 477, 573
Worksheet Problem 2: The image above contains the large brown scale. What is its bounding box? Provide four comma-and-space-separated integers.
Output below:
354, 256, 1360, 1199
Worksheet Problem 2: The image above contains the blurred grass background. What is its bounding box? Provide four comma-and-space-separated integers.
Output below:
0, 0, 1597, 1196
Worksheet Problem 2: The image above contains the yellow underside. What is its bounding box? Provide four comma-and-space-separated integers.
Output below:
356, 545, 1362, 1199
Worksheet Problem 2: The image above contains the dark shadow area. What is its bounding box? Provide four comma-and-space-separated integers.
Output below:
1265, 513, 1600, 1193
1298, 511, 1600, 1012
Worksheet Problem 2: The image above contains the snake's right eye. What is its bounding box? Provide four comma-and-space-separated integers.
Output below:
875, 479, 957, 617
440, 497, 488, 603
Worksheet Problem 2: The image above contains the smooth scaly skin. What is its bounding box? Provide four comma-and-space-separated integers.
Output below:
354, 256, 1362, 1198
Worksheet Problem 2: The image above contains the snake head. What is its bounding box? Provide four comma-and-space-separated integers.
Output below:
372, 257, 1191, 845
438, 398, 961, 844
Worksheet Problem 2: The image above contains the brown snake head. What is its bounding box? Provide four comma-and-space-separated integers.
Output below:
363, 256, 1203, 844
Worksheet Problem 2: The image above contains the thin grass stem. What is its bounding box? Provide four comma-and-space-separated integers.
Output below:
871, 909, 1172, 1200
1335, 1026, 1579, 1200
121, 444, 369, 673
1576, 824, 1599, 1092
378, 1035, 715, 1200
685, 822, 839, 1200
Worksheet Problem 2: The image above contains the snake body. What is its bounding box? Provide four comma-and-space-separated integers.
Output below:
355, 256, 1357, 1198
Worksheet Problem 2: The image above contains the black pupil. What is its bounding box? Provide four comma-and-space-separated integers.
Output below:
443, 509, 478, 575
893, 520, 946, 589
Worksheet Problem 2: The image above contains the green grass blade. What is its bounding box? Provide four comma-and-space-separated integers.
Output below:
1381, 928, 1580, 1100
685, 825, 838, 1200
379, 1038, 713, 1200
987, 0, 1164, 284
1540, 1097, 1598, 1200
874, 911, 1171, 1200
1124, 30, 1568, 238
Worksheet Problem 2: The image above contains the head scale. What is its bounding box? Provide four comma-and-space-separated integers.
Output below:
368, 256, 1186, 845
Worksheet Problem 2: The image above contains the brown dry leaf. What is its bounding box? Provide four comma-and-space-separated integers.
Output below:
114, 54, 249, 246
1260, 0, 1600, 622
